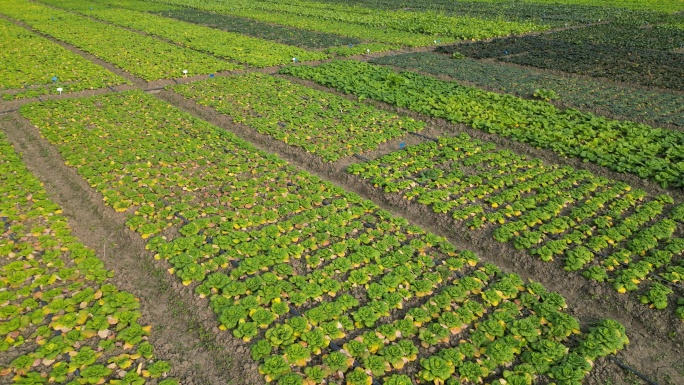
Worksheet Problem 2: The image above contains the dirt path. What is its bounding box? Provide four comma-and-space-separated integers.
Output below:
0, 112, 263, 385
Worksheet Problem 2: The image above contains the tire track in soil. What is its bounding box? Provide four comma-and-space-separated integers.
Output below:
0, 112, 264, 385
154, 88, 684, 385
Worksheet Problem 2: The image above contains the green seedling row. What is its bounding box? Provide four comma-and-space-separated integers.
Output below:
38, 0, 330, 67
280, 60, 684, 188
0, 18, 126, 100
0, 132, 177, 384
371, 52, 684, 128
19, 91, 629, 385
347, 135, 684, 318
171, 73, 425, 161
1, 0, 237, 81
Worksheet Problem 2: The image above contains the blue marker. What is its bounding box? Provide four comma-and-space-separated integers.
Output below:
349, 44, 353, 48
399, 142, 406, 149
209, 73, 215, 78
51, 76, 58, 82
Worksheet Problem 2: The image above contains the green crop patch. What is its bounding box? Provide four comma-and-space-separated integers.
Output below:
19, 91, 629, 384
153, 8, 362, 49
281, 60, 684, 188
1, 0, 237, 81
548, 23, 684, 51
0, 132, 177, 384
0, 19, 126, 100
172, 73, 425, 161
38, 0, 330, 67
440, 35, 684, 91
151, 0, 452, 47
310, 0, 679, 26
347, 135, 684, 318
371, 52, 684, 128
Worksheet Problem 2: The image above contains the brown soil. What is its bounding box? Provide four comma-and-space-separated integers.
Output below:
0, 113, 264, 385
155, 87, 684, 385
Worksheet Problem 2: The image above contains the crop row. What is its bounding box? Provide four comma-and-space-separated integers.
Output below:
458, 0, 684, 13
0, 18, 126, 100
371, 52, 684, 128
0, 131, 177, 384
187, 0, 547, 40
1, 0, 236, 81
347, 135, 684, 319
309, 0, 680, 26
38, 0, 330, 67
154, 8, 362, 50
440, 35, 684, 91
548, 22, 684, 51
19, 91, 628, 384
171, 73, 425, 161
72, 0, 365, 50
280, 60, 684, 188
150, 0, 448, 47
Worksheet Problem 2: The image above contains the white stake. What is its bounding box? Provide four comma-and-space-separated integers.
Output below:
57, 87, 63, 95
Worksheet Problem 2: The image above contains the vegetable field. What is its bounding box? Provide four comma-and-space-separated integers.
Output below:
1, 0, 683, 385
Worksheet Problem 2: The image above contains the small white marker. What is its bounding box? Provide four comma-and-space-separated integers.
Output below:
57, 87, 63, 95
182, 69, 188, 76
366, 48, 370, 54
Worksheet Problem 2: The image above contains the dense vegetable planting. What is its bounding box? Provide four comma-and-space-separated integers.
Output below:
280, 61, 684, 188
347, 135, 684, 318
548, 23, 684, 51
371, 52, 684, 128
176, 0, 547, 40
312, 0, 679, 26
38, 0, 330, 67
0, 0, 237, 81
19, 91, 630, 384
441, 35, 684, 91
172, 73, 425, 161
154, 8, 362, 49
464, 0, 684, 13
0, 18, 125, 100
151, 0, 450, 47
0, 132, 177, 384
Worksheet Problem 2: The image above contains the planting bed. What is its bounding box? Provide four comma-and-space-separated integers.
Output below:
0, 18, 126, 100
171, 73, 425, 162
370, 52, 684, 128
0, 131, 177, 384
0, 0, 237, 81
440, 35, 684, 91
38, 0, 330, 67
